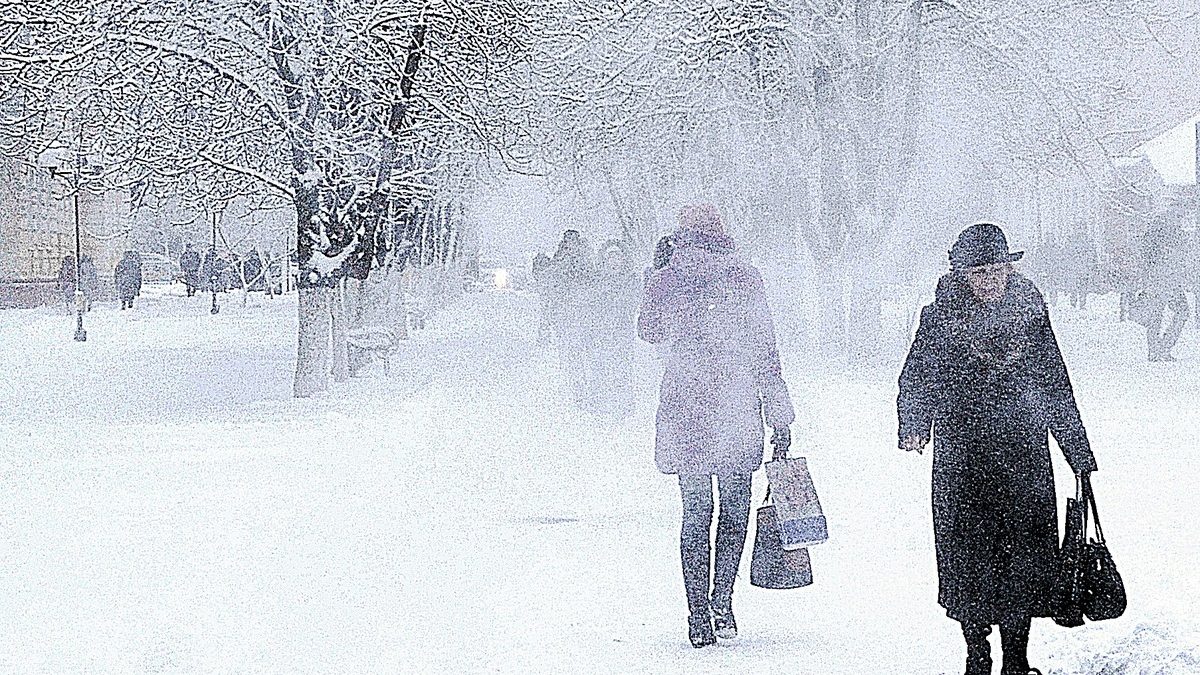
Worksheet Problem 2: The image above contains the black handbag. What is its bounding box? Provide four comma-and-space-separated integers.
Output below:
750, 489, 813, 590
1081, 477, 1127, 621
1052, 480, 1088, 628
1053, 475, 1126, 627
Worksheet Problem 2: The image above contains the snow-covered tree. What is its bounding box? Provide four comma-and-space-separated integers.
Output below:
1, 0, 538, 395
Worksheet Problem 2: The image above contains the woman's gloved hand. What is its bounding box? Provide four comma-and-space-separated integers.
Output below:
652, 235, 675, 270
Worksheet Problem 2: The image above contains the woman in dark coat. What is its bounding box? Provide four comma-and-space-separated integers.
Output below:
898, 224, 1097, 675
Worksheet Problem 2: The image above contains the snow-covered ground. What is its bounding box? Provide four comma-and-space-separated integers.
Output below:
2, 284, 1198, 673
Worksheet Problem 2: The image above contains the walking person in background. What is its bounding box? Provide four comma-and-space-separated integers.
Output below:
531, 252, 555, 345
1138, 217, 1189, 362
1063, 224, 1096, 310
180, 243, 201, 297
639, 203, 794, 648
590, 239, 640, 416
114, 250, 143, 310
242, 249, 264, 291
898, 223, 1098, 675
548, 229, 598, 405
56, 255, 76, 308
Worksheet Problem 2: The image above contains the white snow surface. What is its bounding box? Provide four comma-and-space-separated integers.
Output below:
1, 285, 1198, 673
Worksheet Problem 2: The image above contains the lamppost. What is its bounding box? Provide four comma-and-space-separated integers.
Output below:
210, 211, 220, 315
71, 175, 86, 341
40, 144, 90, 342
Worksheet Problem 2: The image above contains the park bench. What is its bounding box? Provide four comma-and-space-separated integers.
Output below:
347, 325, 399, 375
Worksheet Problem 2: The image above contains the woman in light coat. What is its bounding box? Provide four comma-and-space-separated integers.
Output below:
639, 204, 794, 648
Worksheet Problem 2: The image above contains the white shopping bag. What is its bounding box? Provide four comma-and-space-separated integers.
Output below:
764, 457, 828, 550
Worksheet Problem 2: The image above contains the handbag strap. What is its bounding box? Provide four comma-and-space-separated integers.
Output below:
1074, 474, 1090, 539
1083, 474, 1106, 544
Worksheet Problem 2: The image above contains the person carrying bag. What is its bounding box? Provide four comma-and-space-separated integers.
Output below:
639, 204, 796, 649
897, 224, 1100, 675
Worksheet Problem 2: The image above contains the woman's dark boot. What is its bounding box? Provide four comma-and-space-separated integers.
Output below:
710, 473, 751, 641
679, 475, 715, 648
711, 601, 737, 640
688, 612, 716, 648
999, 615, 1037, 675
961, 622, 992, 675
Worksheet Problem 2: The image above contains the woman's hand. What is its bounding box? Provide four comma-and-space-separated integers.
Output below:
771, 426, 791, 460
901, 435, 928, 454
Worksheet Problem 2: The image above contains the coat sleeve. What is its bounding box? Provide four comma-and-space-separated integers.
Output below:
897, 305, 938, 447
747, 272, 795, 429
1033, 308, 1099, 474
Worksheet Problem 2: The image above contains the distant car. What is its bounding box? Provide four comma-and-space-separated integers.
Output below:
465, 254, 526, 292
140, 253, 181, 285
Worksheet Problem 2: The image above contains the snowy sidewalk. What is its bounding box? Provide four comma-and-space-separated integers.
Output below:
1, 288, 1197, 673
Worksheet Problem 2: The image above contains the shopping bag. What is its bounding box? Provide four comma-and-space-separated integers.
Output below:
750, 502, 813, 589
764, 457, 828, 550
1082, 476, 1127, 622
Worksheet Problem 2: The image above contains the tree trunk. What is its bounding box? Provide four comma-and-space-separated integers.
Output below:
294, 284, 332, 397
389, 268, 409, 342
330, 280, 349, 382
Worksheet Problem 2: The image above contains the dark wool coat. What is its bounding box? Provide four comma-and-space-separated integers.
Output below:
898, 272, 1098, 623
180, 250, 201, 276
114, 255, 143, 301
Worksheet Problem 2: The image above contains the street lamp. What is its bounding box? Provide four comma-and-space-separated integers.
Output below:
39, 144, 91, 342
71, 179, 86, 341
210, 211, 220, 315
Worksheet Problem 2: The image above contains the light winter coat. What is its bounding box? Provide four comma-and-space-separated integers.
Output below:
638, 229, 794, 475
898, 272, 1098, 622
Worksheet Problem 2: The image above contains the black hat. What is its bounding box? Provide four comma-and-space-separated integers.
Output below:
949, 223, 1024, 270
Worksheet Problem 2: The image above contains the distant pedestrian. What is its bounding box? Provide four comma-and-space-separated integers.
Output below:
242, 249, 264, 291
898, 223, 1098, 675
590, 239, 639, 416
78, 256, 98, 311
114, 250, 143, 310
1063, 224, 1096, 309
202, 248, 227, 292
180, 244, 201, 297
531, 252, 554, 345
548, 229, 598, 404
639, 204, 795, 649
1137, 218, 1189, 361
56, 255, 76, 307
